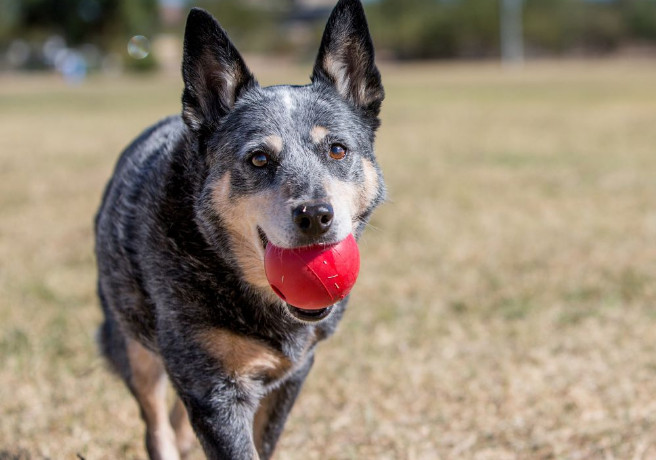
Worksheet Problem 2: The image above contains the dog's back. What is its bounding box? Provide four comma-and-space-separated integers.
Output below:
96, 116, 185, 351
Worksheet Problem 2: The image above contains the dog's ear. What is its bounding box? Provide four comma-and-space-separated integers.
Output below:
311, 0, 384, 125
181, 8, 257, 132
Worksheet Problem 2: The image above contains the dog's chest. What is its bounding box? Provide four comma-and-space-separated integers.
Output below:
195, 327, 318, 384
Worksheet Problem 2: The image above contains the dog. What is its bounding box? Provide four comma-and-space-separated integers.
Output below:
95, 0, 385, 458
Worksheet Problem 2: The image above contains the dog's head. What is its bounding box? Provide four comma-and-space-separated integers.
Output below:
184, 0, 385, 304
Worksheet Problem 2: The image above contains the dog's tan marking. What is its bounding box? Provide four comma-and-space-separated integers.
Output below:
197, 328, 292, 380
170, 397, 196, 456
253, 391, 276, 457
264, 134, 283, 153
323, 50, 368, 105
324, 54, 352, 101
127, 339, 181, 460
360, 158, 380, 212
324, 178, 357, 232
211, 172, 271, 289
310, 125, 329, 144
323, 158, 380, 233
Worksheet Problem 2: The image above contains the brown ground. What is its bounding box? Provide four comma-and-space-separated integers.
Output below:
1, 58, 655, 459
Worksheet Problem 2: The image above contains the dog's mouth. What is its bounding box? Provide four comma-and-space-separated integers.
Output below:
286, 305, 334, 322
258, 226, 336, 322
257, 226, 269, 250
257, 226, 340, 251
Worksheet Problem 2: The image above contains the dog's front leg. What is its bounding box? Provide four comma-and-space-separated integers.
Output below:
177, 377, 260, 460
254, 355, 315, 459
160, 323, 292, 460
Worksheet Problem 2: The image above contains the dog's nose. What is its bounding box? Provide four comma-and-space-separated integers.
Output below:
292, 203, 334, 237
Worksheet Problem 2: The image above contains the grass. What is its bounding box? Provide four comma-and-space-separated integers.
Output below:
1, 58, 656, 459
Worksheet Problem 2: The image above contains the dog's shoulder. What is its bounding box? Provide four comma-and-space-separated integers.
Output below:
113, 115, 185, 183
97, 115, 185, 222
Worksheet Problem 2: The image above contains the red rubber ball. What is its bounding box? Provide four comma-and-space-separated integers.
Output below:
264, 234, 360, 310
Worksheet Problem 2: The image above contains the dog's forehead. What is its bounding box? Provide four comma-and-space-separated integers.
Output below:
267, 86, 303, 115
236, 85, 359, 136
263, 85, 330, 117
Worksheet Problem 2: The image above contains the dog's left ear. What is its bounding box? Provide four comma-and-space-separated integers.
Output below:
311, 0, 384, 126
181, 8, 257, 132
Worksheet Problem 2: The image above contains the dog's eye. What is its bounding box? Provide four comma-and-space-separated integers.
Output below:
329, 144, 347, 160
251, 152, 269, 168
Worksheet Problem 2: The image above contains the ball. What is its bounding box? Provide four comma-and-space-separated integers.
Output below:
264, 234, 360, 309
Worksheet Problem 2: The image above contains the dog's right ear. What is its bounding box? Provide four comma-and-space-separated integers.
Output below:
181, 8, 256, 132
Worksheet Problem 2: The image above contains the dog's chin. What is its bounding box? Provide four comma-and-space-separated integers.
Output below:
286, 304, 334, 323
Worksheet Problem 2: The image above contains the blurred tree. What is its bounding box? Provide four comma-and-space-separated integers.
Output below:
368, 0, 500, 59
2, 0, 656, 62
0, 0, 21, 39
0, 0, 159, 47
623, 0, 656, 40
193, 0, 293, 53
368, 0, 656, 59
524, 0, 625, 53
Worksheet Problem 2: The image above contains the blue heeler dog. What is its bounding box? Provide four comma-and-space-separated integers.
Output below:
95, 0, 385, 458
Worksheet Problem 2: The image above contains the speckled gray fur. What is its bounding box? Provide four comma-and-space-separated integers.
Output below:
95, 1, 384, 459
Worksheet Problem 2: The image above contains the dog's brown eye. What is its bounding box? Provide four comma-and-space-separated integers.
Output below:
329, 144, 346, 160
251, 152, 269, 167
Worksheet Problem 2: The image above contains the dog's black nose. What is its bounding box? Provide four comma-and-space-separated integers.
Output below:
292, 203, 334, 237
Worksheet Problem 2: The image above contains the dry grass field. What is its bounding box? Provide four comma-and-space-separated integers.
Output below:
1, 58, 656, 459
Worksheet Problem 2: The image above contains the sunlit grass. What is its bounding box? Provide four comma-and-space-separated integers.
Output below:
1, 58, 656, 458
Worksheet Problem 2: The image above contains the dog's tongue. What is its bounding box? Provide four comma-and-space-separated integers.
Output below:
264, 234, 360, 310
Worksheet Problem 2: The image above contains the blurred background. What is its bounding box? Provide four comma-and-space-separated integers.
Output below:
2, 0, 656, 78
2, 1, 656, 459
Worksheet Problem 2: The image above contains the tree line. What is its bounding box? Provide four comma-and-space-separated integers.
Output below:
2, 0, 656, 63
